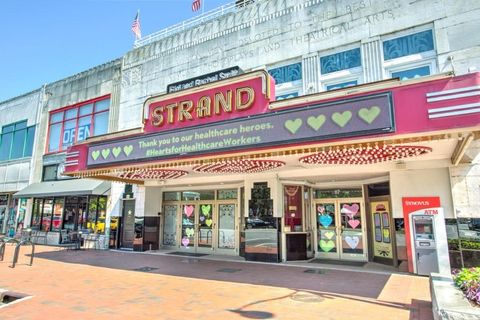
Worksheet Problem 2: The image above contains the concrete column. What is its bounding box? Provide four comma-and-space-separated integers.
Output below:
361, 38, 384, 83
302, 53, 320, 94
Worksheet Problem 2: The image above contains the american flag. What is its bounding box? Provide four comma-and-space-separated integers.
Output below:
131, 11, 141, 39
192, 0, 201, 12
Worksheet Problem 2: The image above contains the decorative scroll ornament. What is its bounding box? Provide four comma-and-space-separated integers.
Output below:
299, 145, 432, 165
117, 169, 188, 180
193, 159, 285, 173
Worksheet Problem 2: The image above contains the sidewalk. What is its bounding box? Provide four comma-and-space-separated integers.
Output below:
0, 245, 433, 320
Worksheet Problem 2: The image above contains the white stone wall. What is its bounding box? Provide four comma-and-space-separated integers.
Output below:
30, 60, 123, 183
390, 168, 454, 219
118, 0, 480, 130
450, 139, 480, 218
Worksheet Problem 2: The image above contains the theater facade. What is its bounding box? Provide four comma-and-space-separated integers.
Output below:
64, 69, 479, 274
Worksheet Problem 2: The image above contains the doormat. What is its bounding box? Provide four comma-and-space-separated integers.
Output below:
167, 251, 209, 257
308, 259, 366, 267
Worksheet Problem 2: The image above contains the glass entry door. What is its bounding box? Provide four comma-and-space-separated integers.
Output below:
163, 201, 237, 253
315, 198, 367, 261
179, 202, 214, 253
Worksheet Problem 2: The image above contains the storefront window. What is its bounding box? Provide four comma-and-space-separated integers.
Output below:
446, 218, 480, 268
87, 196, 98, 232
163, 192, 181, 201
314, 188, 363, 199
97, 197, 107, 234
52, 198, 64, 231
182, 190, 215, 201
16, 198, 27, 234
47, 96, 110, 152
31, 199, 42, 230
42, 199, 53, 232
217, 189, 238, 200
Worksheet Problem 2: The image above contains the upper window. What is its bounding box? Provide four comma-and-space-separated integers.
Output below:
320, 48, 361, 75
383, 30, 434, 61
47, 96, 110, 153
326, 80, 358, 91
268, 62, 303, 100
391, 66, 431, 80
383, 29, 436, 81
0, 120, 36, 161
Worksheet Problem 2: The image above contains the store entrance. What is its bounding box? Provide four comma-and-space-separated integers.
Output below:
162, 190, 238, 255
314, 198, 367, 261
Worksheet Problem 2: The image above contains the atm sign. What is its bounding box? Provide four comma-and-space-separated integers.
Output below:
424, 209, 439, 215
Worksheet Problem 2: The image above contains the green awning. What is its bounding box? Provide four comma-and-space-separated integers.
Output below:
13, 179, 110, 198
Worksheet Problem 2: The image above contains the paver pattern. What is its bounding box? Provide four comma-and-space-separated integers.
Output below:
0, 246, 433, 320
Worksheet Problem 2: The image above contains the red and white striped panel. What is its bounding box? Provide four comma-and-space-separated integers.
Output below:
427, 85, 480, 119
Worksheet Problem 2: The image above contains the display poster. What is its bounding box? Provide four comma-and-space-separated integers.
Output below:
371, 200, 393, 259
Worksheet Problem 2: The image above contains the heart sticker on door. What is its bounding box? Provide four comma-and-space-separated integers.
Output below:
348, 219, 360, 229
185, 228, 194, 237
324, 231, 335, 239
345, 236, 360, 249
201, 205, 211, 216
184, 205, 194, 217
181, 237, 190, 247
319, 214, 333, 228
341, 204, 359, 219
205, 219, 213, 227
320, 240, 335, 252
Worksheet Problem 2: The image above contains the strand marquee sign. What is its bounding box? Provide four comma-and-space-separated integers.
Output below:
64, 71, 480, 174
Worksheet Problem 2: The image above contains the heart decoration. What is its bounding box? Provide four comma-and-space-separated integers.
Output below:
123, 145, 134, 157
358, 106, 381, 124
317, 205, 325, 214
199, 216, 205, 222
331, 111, 352, 128
185, 228, 194, 237
341, 204, 359, 219
205, 219, 213, 227
345, 236, 360, 249
184, 205, 194, 217
181, 237, 190, 247
348, 219, 360, 229
284, 118, 302, 134
112, 147, 122, 158
319, 214, 333, 228
91, 150, 100, 161
101, 149, 110, 159
324, 231, 335, 240
307, 115, 326, 131
320, 240, 335, 252
201, 205, 211, 216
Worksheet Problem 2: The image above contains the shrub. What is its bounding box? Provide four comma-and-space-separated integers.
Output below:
453, 267, 480, 305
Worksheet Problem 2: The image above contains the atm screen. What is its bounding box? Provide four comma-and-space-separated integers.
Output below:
414, 218, 435, 240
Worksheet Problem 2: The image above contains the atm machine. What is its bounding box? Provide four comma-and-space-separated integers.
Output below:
410, 209, 450, 276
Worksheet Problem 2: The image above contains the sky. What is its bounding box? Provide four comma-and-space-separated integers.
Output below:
0, 0, 233, 102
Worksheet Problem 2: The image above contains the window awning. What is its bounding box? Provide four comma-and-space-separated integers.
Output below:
13, 179, 110, 198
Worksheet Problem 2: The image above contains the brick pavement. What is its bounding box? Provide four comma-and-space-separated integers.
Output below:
0, 245, 433, 320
